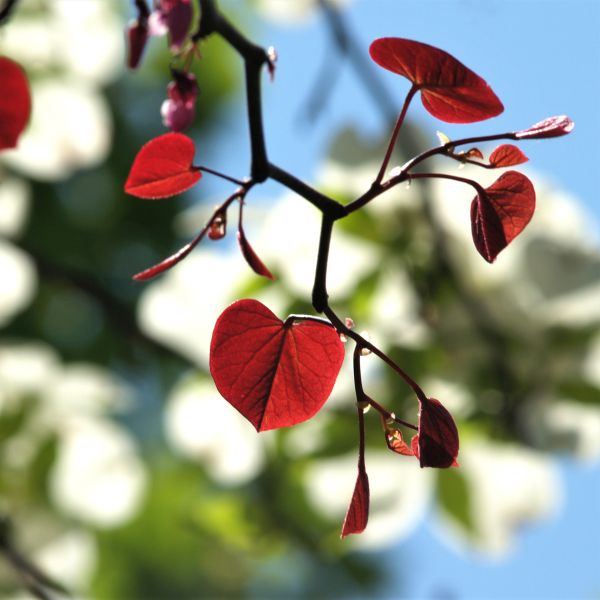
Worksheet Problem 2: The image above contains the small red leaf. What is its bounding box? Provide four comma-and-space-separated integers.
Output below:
341, 463, 369, 538
210, 299, 345, 431
0, 57, 31, 150
470, 170, 536, 262
369, 38, 503, 123
515, 115, 574, 139
385, 428, 414, 456
489, 144, 528, 167
132, 240, 194, 281
414, 397, 459, 468
124, 132, 201, 199
237, 229, 274, 280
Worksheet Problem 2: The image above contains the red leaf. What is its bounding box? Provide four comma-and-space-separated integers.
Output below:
489, 144, 528, 167
210, 299, 345, 431
341, 463, 369, 538
414, 397, 459, 468
237, 229, 274, 280
0, 57, 31, 150
470, 171, 536, 262
124, 132, 201, 199
515, 115, 574, 139
369, 38, 503, 123
385, 428, 414, 456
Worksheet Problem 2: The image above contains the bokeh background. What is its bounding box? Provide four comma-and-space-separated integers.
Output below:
0, 0, 599, 598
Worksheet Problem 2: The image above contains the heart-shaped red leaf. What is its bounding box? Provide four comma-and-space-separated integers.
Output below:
413, 397, 459, 468
369, 38, 503, 123
489, 144, 528, 168
210, 299, 345, 431
341, 462, 369, 537
0, 57, 31, 151
237, 229, 274, 280
515, 115, 574, 139
470, 170, 536, 262
124, 132, 201, 199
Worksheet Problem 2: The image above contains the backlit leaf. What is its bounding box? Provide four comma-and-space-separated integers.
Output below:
470, 170, 536, 262
341, 462, 369, 537
0, 57, 31, 150
489, 144, 528, 167
124, 132, 201, 199
369, 38, 503, 123
385, 428, 414, 456
210, 299, 345, 431
413, 397, 459, 468
515, 115, 574, 139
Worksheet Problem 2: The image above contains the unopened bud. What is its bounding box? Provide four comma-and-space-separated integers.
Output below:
359, 331, 371, 356
208, 212, 227, 240
345, 317, 354, 329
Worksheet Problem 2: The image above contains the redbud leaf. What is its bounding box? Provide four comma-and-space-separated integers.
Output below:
124, 132, 201, 199
515, 115, 574, 139
489, 144, 528, 167
237, 229, 274, 280
414, 397, 459, 468
470, 170, 536, 262
210, 299, 345, 432
369, 38, 503, 123
0, 57, 31, 150
385, 428, 414, 456
341, 462, 369, 538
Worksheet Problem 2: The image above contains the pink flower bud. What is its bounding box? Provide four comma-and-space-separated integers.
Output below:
161, 70, 198, 132
151, 0, 192, 51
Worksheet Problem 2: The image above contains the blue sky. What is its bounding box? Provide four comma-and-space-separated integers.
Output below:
213, 1, 600, 597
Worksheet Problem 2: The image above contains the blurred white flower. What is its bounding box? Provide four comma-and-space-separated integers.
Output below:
41, 363, 133, 420
525, 399, 600, 463
34, 528, 97, 591
50, 416, 147, 528
1, 79, 112, 180
305, 452, 433, 550
0, 0, 122, 181
165, 377, 266, 485
0, 177, 30, 237
0, 341, 59, 407
138, 250, 248, 367
436, 441, 561, 557
0, 239, 37, 327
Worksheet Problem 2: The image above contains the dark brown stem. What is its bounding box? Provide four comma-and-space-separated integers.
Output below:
0, 0, 19, 25
374, 84, 418, 184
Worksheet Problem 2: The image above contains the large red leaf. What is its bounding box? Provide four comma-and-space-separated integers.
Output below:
369, 38, 503, 123
0, 57, 31, 150
470, 170, 536, 262
515, 115, 574, 139
412, 398, 459, 468
210, 299, 345, 431
341, 463, 369, 537
489, 144, 528, 167
124, 132, 201, 199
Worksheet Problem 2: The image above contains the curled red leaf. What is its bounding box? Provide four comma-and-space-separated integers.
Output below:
0, 57, 31, 151
489, 144, 528, 167
237, 229, 274, 280
124, 132, 201, 199
369, 38, 503, 123
210, 299, 345, 432
515, 115, 574, 139
413, 397, 459, 468
341, 462, 369, 538
470, 170, 536, 262
385, 428, 414, 456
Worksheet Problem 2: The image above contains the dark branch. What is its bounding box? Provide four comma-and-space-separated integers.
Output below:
0, 0, 19, 25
